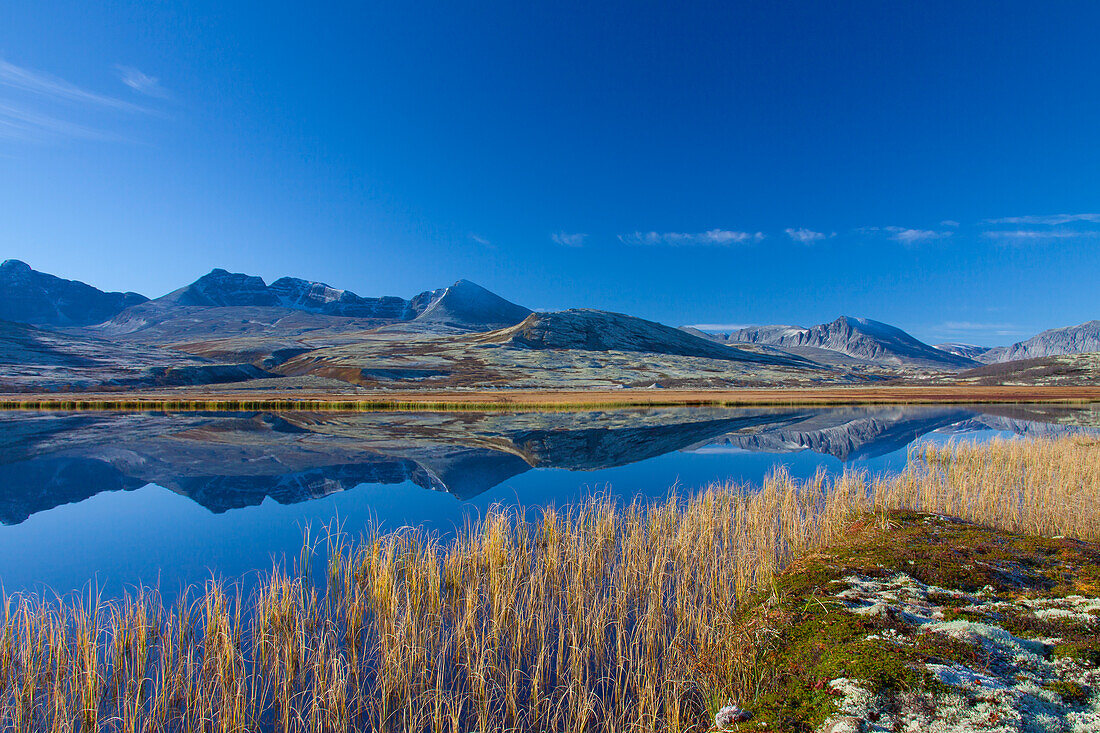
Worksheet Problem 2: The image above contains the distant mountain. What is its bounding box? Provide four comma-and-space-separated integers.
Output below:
0, 259, 148, 327
934, 343, 993, 361
486, 309, 810, 364
720, 316, 977, 368
979, 321, 1100, 363
380, 279, 532, 334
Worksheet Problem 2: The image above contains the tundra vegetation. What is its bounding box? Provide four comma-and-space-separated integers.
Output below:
0, 437, 1097, 732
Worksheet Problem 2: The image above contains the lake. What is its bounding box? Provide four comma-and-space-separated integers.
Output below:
0, 403, 1096, 598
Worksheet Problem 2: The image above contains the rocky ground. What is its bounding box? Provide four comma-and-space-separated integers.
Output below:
718, 512, 1100, 732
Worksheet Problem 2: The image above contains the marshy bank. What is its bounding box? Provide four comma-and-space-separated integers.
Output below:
5, 385, 1100, 412
0, 437, 1098, 732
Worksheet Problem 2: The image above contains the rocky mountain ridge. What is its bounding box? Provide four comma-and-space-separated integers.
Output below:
0, 260, 148, 327
978, 320, 1100, 363
708, 316, 978, 368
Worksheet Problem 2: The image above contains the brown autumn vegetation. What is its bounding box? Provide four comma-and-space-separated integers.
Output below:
0, 436, 1096, 732
4, 385, 1100, 412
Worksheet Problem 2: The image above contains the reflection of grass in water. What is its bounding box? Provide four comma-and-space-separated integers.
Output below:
0, 437, 1097, 731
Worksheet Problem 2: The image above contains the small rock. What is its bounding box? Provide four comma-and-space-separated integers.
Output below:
715, 704, 753, 729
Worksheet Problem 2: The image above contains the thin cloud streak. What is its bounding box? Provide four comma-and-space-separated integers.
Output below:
684, 323, 753, 332
116, 66, 169, 99
0, 101, 123, 142
858, 226, 952, 244
551, 231, 587, 247
983, 213, 1100, 226
885, 227, 951, 244
982, 230, 1100, 242
932, 321, 1030, 338
618, 229, 764, 246
0, 59, 148, 113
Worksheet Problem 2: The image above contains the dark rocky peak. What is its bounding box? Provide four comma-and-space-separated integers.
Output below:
0, 260, 148, 327
157, 268, 280, 307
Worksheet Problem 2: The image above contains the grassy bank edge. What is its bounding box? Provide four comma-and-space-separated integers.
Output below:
4, 386, 1100, 411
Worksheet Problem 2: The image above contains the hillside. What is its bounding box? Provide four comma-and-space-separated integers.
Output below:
0, 319, 270, 392
955, 352, 1100, 386
488, 309, 810, 364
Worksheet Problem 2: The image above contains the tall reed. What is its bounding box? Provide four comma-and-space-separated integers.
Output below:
0, 436, 1096, 732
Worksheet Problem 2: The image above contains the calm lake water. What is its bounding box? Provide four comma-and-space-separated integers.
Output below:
0, 404, 1096, 598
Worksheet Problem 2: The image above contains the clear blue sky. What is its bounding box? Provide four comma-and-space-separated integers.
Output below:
2, 1, 1099, 345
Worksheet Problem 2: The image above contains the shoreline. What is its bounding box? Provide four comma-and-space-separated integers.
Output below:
3, 385, 1100, 411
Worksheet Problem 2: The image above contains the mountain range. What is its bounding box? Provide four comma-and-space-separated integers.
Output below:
0, 259, 1096, 392
694, 317, 977, 368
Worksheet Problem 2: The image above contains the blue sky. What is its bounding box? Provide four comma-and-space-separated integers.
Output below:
2, 1, 1099, 346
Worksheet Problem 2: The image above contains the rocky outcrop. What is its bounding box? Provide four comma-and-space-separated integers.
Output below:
979, 321, 1100, 363
0, 259, 148, 327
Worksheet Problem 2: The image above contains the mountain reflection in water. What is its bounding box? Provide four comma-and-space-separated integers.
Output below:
1, 404, 1097, 526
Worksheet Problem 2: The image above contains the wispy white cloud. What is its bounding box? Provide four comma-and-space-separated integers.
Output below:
0, 101, 122, 142
932, 321, 1030, 338
885, 227, 951, 244
859, 226, 952, 245
468, 233, 493, 247
940, 220, 960, 228
0, 58, 158, 144
983, 213, 1100, 226
939, 321, 1017, 331
551, 231, 587, 247
784, 228, 826, 244
981, 229, 1100, 243
0, 59, 147, 112
618, 229, 764, 246
684, 323, 752, 332
115, 65, 168, 98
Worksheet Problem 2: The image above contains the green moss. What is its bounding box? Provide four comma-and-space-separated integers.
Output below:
1043, 679, 1091, 704
1051, 642, 1100, 666
727, 510, 1100, 731
940, 607, 990, 624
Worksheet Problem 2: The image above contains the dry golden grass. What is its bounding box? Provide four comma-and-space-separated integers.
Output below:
0, 436, 1097, 732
